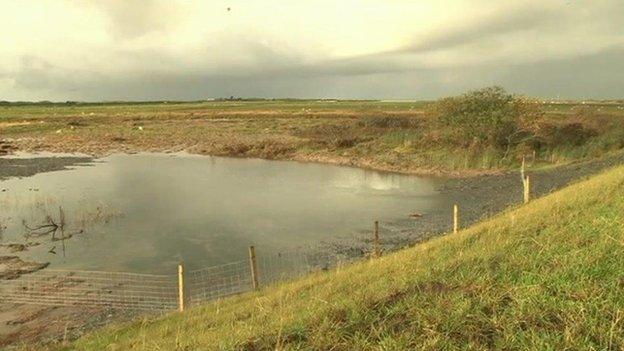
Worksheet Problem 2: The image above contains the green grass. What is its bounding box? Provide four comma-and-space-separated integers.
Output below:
51, 164, 624, 350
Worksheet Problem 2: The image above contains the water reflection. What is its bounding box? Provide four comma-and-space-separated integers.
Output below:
0, 153, 446, 273
330, 169, 437, 193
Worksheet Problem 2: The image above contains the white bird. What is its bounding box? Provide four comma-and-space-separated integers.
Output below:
138, 126, 144, 131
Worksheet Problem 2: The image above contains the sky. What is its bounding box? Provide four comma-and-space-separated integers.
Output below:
0, 0, 623, 101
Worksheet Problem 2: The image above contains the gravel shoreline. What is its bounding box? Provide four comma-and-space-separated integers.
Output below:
322, 151, 624, 257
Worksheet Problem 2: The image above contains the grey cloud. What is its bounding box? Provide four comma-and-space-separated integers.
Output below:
399, 4, 558, 54
7, 43, 623, 101
4, 0, 624, 101
89, 0, 181, 40
10, 56, 105, 97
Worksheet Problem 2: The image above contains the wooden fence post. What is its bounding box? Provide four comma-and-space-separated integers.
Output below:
373, 221, 380, 258
453, 204, 459, 234
523, 175, 531, 204
177, 262, 185, 312
521, 155, 526, 180
249, 246, 259, 290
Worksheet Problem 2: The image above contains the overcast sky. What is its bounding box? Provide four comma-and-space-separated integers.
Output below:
1, 0, 623, 101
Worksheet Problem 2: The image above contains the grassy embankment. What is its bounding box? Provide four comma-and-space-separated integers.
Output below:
2, 97, 624, 176
52, 164, 624, 350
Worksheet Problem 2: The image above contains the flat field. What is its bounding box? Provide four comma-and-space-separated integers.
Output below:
2, 99, 623, 176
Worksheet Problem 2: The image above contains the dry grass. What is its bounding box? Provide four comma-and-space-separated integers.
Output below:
2, 100, 624, 176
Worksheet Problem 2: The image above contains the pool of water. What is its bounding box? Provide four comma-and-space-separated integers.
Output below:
0, 153, 448, 273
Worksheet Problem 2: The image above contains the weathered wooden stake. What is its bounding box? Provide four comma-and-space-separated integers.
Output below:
521, 155, 526, 180
373, 221, 380, 258
248, 246, 259, 290
523, 175, 531, 204
453, 204, 459, 234
177, 262, 185, 312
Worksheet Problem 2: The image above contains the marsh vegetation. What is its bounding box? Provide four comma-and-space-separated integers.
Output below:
2, 88, 623, 176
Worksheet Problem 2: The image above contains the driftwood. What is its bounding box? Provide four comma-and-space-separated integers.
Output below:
22, 207, 66, 239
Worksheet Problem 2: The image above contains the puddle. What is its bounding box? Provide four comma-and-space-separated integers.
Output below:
0, 153, 449, 273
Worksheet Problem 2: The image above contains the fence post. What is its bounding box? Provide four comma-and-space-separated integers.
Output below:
524, 175, 531, 204
249, 246, 259, 290
520, 155, 526, 180
453, 204, 459, 234
177, 262, 185, 312
373, 221, 380, 258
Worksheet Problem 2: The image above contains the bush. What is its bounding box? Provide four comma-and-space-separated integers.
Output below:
430, 86, 541, 150
536, 122, 597, 147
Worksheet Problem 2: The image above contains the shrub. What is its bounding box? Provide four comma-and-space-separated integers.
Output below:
537, 122, 597, 147
429, 86, 541, 151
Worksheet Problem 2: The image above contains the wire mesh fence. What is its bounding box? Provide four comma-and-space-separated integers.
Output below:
256, 249, 313, 285
0, 269, 178, 311
187, 259, 252, 306
0, 247, 352, 312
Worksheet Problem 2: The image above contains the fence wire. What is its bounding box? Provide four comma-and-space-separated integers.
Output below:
187, 250, 317, 306
187, 260, 251, 306
0, 248, 358, 312
0, 269, 178, 311
257, 250, 312, 285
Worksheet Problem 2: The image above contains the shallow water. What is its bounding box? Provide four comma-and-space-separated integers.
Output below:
0, 153, 449, 273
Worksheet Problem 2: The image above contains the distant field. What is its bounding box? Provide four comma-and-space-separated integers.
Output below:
0, 100, 429, 117
2, 99, 624, 176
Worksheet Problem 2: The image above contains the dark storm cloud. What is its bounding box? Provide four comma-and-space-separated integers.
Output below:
10, 43, 623, 101
397, 4, 558, 54
3, 0, 623, 100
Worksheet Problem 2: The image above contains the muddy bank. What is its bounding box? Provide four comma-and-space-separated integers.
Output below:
0, 154, 109, 348
0, 303, 142, 349
0, 156, 93, 181
324, 151, 624, 256
0, 256, 49, 280
0, 154, 93, 281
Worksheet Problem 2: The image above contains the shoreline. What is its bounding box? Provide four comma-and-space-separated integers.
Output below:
2, 138, 509, 179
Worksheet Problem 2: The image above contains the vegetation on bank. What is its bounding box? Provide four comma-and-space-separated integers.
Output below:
1, 88, 624, 175
45, 163, 624, 350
